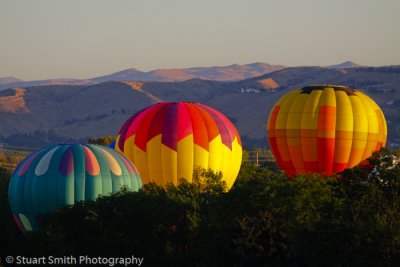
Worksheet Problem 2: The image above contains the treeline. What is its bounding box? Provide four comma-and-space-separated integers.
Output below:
1, 150, 400, 266
0, 130, 86, 147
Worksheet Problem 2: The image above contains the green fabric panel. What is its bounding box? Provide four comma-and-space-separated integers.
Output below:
73, 144, 85, 202
88, 145, 107, 196
31, 172, 46, 214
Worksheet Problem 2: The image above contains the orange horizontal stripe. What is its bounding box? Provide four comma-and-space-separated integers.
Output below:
274, 129, 286, 137
301, 129, 317, 137
267, 129, 276, 138
318, 130, 336, 138
286, 129, 300, 137
353, 131, 368, 141
287, 137, 301, 145
335, 131, 353, 140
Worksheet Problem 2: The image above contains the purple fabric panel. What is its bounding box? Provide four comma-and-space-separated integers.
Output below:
161, 103, 179, 151
59, 147, 74, 176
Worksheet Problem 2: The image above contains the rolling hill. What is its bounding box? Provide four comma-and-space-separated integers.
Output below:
0, 62, 286, 90
0, 61, 364, 90
1, 65, 399, 148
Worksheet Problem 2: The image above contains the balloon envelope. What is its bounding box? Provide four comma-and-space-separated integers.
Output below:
267, 85, 387, 177
115, 102, 242, 189
8, 144, 142, 233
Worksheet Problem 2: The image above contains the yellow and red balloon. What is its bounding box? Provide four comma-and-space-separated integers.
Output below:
115, 102, 242, 189
267, 85, 387, 177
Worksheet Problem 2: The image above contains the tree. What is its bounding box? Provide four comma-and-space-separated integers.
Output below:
88, 136, 115, 146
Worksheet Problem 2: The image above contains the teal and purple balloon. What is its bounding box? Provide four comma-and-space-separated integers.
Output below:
8, 144, 142, 234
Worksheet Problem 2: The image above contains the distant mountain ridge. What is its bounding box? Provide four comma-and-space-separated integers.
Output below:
0, 76, 22, 85
0, 61, 365, 90
0, 62, 285, 90
327, 61, 366, 69
74, 62, 287, 83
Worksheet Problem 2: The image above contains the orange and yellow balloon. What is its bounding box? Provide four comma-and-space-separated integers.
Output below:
267, 85, 387, 177
115, 102, 242, 189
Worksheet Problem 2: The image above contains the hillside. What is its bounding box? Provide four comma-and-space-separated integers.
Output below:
0, 65, 399, 148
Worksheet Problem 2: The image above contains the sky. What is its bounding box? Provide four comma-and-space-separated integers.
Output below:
1, 0, 399, 80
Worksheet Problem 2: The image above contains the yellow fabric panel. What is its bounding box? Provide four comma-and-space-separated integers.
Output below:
335, 91, 353, 132
208, 135, 222, 173
228, 137, 242, 190
363, 133, 379, 159
319, 87, 336, 107
124, 135, 135, 163
357, 92, 379, 134
161, 144, 177, 186
115, 135, 121, 152
267, 90, 297, 127
177, 134, 194, 183
356, 92, 379, 159
286, 94, 308, 129
349, 96, 368, 134
275, 90, 301, 129
220, 144, 233, 188
366, 96, 388, 136
301, 90, 322, 129
376, 109, 388, 147
347, 145, 366, 168
133, 145, 150, 184
369, 94, 387, 147
359, 92, 387, 147
147, 135, 163, 185
348, 96, 368, 166
193, 144, 209, 170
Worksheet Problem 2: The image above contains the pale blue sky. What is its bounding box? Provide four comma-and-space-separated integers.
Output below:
1, 0, 399, 80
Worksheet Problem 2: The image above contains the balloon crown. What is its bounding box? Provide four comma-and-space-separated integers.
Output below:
300, 84, 356, 95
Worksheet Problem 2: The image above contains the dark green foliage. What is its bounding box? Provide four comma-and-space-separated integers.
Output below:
1, 150, 400, 266
0, 168, 27, 258
88, 136, 115, 146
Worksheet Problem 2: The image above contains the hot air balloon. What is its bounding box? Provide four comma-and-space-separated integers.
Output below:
267, 85, 387, 177
115, 102, 242, 189
8, 144, 142, 233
